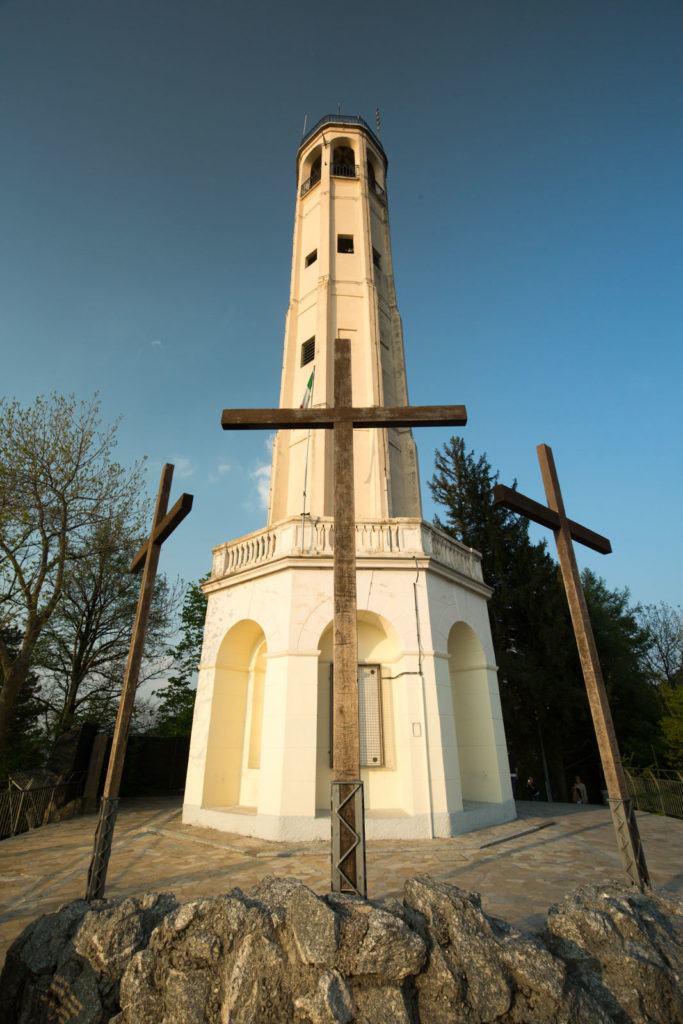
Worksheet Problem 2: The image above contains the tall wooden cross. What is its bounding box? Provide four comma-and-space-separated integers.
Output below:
221, 338, 467, 895
85, 464, 193, 901
493, 443, 650, 890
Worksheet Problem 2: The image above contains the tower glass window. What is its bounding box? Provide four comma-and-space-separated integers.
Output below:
337, 235, 354, 254
301, 337, 315, 366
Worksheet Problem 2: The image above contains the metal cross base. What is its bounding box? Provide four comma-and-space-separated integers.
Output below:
608, 796, 650, 891
85, 796, 120, 901
331, 781, 366, 897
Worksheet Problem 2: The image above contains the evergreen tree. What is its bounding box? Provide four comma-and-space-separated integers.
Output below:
429, 438, 581, 797
0, 629, 46, 776
152, 577, 208, 736
581, 570, 665, 768
428, 438, 665, 798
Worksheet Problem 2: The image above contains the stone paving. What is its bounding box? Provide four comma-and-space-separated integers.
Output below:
1, 797, 681, 969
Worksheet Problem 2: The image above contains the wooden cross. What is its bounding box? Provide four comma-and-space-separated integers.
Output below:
221, 338, 467, 895
85, 464, 193, 901
493, 443, 650, 890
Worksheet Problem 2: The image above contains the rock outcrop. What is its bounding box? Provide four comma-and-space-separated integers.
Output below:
1, 877, 681, 1023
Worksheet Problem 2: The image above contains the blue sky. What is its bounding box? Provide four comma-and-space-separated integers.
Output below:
1, 0, 681, 610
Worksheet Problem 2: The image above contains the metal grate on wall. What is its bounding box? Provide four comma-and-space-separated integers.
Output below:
358, 665, 384, 766
329, 664, 385, 768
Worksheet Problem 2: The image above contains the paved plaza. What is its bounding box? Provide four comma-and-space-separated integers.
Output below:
1, 797, 681, 969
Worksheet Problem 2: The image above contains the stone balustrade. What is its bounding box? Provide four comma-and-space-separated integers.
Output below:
211, 517, 483, 584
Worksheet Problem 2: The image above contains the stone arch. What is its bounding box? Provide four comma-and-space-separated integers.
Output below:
202, 619, 267, 809
301, 145, 322, 190
367, 151, 383, 187
315, 610, 405, 812
331, 138, 356, 175
448, 621, 502, 803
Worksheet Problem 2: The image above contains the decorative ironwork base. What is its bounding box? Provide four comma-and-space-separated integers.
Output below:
85, 796, 119, 901
331, 780, 366, 897
608, 796, 650, 890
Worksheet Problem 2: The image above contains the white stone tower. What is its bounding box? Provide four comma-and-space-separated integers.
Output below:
183, 115, 515, 840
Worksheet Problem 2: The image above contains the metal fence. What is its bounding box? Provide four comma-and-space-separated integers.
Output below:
624, 769, 683, 820
0, 774, 86, 840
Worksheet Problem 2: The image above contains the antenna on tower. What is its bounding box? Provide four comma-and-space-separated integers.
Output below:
375, 107, 381, 136
337, 102, 341, 114
302, 114, 308, 138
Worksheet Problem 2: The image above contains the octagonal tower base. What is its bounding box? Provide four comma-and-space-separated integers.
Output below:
183, 517, 515, 841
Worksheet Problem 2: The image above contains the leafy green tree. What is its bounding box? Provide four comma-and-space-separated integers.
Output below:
660, 685, 683, 768
0, 393, 144, 762
152, 577, 208, 736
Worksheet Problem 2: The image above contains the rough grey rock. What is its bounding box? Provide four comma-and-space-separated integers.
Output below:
0, 891, 177, 1024
1, 875, 681, 1023
294, 969, 355, 1024
545, 882, 683, 1024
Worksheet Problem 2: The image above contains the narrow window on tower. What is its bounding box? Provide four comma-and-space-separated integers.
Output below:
372, 248, 382, 270
301, 337, 315, 366
337, 235, 354, 254
305, 249, 317, 267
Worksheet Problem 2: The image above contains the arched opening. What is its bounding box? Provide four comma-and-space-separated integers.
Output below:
366, 152, 385, 200
300, 146, 322, 196
331, 140, 357, 178
448, 622, 502, 804
316, 611, 403, 812
202, 619, 267, 809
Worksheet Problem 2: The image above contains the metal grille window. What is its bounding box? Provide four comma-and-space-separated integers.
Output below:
329, 664, 384, 768
301, 337, 315, 366
358, 665, 383, 766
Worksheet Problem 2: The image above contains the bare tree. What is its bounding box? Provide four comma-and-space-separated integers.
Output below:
34, 518, 181, 741
0, 393, 145, 760
639, 602, 683, 687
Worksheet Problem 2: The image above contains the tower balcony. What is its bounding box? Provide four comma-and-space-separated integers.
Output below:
209, 516, 489, 593
299, 170, 320, 197
331, 163, 358, 178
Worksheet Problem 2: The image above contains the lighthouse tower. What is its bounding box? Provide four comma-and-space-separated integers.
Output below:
183, 116, 515, 840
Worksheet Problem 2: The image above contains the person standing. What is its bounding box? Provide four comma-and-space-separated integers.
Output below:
571, 776, 588, 804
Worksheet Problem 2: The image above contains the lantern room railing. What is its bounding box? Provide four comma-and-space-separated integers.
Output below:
331, 163, 359, 178
300, 170, 321, 197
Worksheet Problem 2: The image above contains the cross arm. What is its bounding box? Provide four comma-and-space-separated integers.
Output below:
130, 492, 194, 573
492, 484, 611, 555
221, 405, 467, 431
